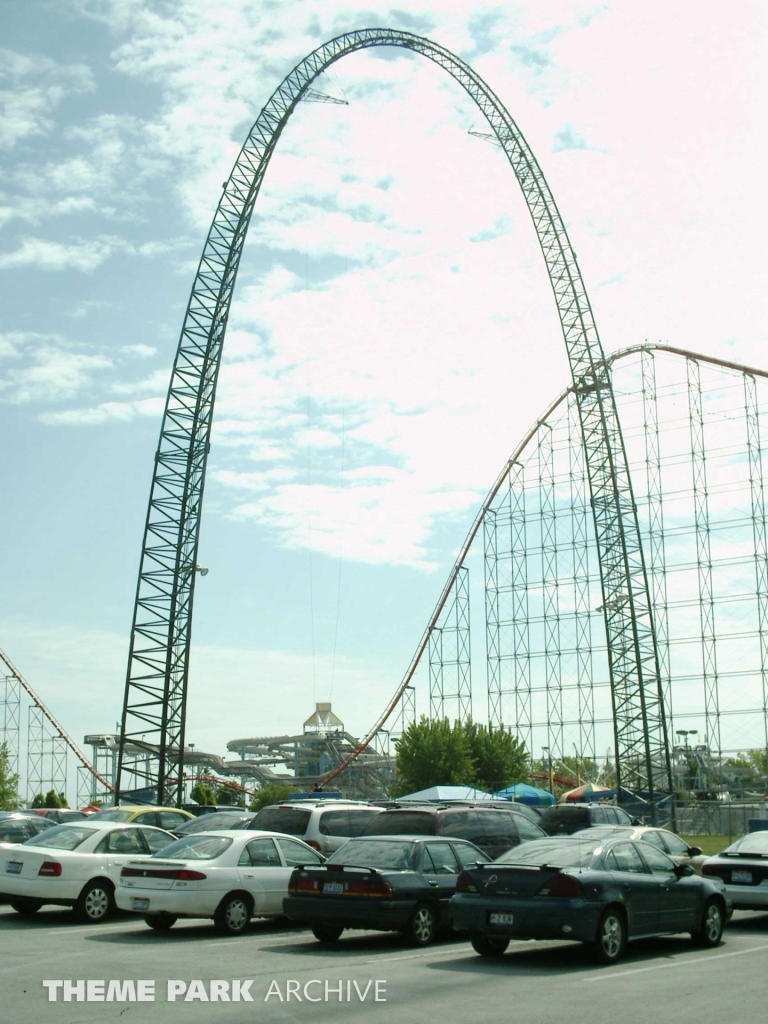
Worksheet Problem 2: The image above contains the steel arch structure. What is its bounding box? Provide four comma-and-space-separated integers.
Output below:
116, 28, 672, 814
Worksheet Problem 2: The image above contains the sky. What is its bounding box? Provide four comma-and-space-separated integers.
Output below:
1, 0, 766, 791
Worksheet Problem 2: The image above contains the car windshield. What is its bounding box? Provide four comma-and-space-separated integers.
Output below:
152, 835, 233, 860
23, 825, 99, 850
176, 813, 250, 834
87, 809, 134, 821
495, 839, 599, 868
327, 840, 417, 870
723, 832, 768, 856
249, 807, 312, 836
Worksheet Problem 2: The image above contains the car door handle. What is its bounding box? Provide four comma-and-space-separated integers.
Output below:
622, 883, 632, 890
244, 873, 255, 878
428, 880, 439, 887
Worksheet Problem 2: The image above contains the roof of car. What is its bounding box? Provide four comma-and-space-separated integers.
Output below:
42, 820, 170, 832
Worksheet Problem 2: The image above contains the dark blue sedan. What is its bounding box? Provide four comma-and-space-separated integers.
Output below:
284, 835, 489, 946
450, 835, 731, 963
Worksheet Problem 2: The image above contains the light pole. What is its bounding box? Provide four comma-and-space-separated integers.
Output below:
542, 746, 553, 795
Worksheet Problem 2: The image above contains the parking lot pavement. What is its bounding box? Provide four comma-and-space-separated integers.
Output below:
2, 906, 767, 1024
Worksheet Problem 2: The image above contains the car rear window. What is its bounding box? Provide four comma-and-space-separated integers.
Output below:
88, 809, 133, 821
495, 839, 599, 868
327, 839, 417, 870
177, 813, 251, 834
724, 832, 768, 856
24, 825, 99, 850
361, 811, 435, 836
539, 807, 590, 830
154, 835, 233, 860
248, 806, 312, 836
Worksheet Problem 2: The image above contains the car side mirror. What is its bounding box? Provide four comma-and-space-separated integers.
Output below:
674, 863, 695, 878
630, 817, 642, 826
687, 846, 702, 858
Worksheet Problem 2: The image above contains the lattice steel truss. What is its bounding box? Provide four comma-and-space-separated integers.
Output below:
424, 346, 768, 794
119, 28, 668, 810
1, 672, 20, 782
26, 705, 67, 804
429, 567, 472, 722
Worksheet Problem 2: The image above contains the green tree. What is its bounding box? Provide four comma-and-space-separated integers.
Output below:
31, 789, 68, 809
249, 783, 299, 812
393, 717, 475, 796
464, 723, 528, 793
0, 742, 20, 810
215, 785, 245, 807
190, 782, 216, 806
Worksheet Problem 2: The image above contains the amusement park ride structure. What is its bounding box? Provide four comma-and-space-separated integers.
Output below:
114, 28, 673, 819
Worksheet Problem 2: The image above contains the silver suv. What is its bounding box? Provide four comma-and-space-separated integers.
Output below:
247, 800, 383, 855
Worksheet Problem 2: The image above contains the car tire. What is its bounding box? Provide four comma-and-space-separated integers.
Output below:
691, 899, 724, 947
73, 880, 115, 923
144, 913, 178, 931
406, 903, 437, 947
213, 893, 252, 936
311, 922, 344, 943
470, 935, 509, 958
10, 899, 42, 916
593, 907, 626, 964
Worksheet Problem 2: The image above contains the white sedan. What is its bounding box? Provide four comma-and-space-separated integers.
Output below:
0, 821, 177, 922
115, 829, 325, 934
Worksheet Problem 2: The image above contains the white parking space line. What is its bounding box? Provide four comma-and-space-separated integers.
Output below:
584, 943, 768, 982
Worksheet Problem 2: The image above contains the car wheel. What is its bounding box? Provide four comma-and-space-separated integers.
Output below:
144, 914, 178, 931
692, 899, 724, 947
10, 899, 41, 916
311, 922, 344, 943
213, 893, 252, 936
593, 908, 626, 964
470, 935, 509, 958
406, 904, 437, 947
73, 880, 114, 923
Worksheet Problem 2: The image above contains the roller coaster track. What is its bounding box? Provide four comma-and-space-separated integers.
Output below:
322, 344, 768, 787
0, 646, 114, 794
117, 28, 672, 817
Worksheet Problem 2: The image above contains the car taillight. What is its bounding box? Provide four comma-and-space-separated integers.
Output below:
701, 864, 722, 877
176, 870, 207, 881
367, 879, 392, 897
537, 874, 584, 897
304, 840, 321, 851
456, 870, 477, 893
288, 875, 319, 894
38, 861, 62, 877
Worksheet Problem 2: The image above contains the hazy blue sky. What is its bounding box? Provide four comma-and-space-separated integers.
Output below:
1, 1, 765, 769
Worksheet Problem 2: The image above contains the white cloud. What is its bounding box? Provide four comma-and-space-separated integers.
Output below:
0, 47, 93, 148
0, 343, 111, 403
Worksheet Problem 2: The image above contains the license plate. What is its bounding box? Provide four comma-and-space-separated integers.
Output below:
323, 882, 344, 895
132, 898, 150, 911
489, 912, 514, 925
6, 862, 22, 874
732, 870, 752, 884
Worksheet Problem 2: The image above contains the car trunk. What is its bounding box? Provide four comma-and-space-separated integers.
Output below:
120, 861, 199, 890
289, 865, 394, 899
1, 848, 73, 878
462, 864, 563, 898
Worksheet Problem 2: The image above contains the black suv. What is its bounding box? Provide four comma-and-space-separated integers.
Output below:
537, 802, 637, 836
360, 804, 546, 858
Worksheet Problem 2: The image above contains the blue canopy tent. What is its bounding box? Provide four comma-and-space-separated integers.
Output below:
495, 782, 556, 806
396, 785, 495, 802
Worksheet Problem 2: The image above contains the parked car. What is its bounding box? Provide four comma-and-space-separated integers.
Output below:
87, 805, 195, 831
0, 821, 177, 921
247, 801, 383, 856
451, 835, 731, 963
572, 825, 706, 873
172, 810, 256, 837
0, 812, 57, 845
360, 804, 546, 858
30, 809, 90, 823
537, 802, 637, 835
284, 834, 490, 946
115, 829, 325, 934
701, 829, 768, 910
